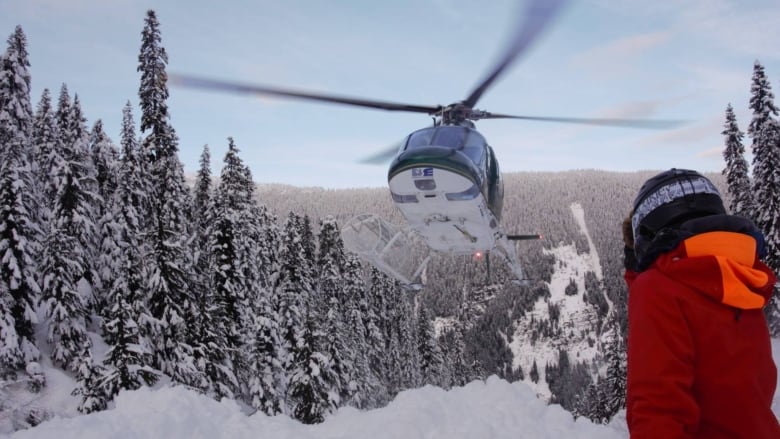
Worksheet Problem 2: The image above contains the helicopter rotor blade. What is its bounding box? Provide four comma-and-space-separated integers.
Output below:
480, 113, 687, 129
170, 73, 442, 115
462, 0, 568, 109
358, 140, 406, 165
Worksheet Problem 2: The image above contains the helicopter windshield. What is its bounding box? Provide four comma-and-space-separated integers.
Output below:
405, 126, 486, 163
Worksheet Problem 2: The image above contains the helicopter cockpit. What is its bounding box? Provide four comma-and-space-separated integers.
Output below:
403, 126, 486, 165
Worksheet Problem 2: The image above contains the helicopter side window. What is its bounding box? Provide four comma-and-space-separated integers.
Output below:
462, 130, 485, 164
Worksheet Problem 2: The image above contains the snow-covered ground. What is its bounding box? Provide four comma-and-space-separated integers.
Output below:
8, 376, 623, 439
5, 339, 779, 439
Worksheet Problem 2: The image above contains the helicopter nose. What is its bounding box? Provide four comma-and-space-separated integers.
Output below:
414, 179, 436, 191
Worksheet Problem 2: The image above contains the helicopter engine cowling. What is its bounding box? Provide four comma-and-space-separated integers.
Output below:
388, 146, 499, 255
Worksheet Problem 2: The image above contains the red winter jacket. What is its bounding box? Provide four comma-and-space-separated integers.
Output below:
625, 230, 780, 439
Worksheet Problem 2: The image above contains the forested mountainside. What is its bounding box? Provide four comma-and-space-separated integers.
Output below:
255, 169, 727, 413
258, 170, 725, 316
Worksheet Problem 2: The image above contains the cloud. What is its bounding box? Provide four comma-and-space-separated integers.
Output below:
674, 0, 780, 60
592, 0, 780, 60
570, 30, 673, 76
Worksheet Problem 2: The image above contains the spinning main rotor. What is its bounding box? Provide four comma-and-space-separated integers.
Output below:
171, 0, 682, 152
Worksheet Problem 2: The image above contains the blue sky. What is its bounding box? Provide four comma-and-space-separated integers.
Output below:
2, 0, 779, 188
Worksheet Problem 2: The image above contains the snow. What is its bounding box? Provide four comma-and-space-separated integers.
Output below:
6, 339, 779, 439
8, 376, 623, 439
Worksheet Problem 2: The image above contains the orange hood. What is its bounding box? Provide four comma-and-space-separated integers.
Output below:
654, 231, 776, 309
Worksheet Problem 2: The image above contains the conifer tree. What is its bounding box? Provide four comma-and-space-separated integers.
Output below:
90, 119, 119, 314
32, 89, 58, 234
137, 9, 198, 385
247, 294, 285, 415
200, 138, 262, 399
417, 301, 445, 387
246, 200, 283, 413
192, 145, 212, 240
72, 347, 108, 414
315, 217, 352, 405
603, 323, 627, 418
89, 119, 119, 219
288, 308, 336, 424
382, 285, 421, 394
530, 359, 539, 383
394, 288, 421, 390
275, 212, 313, 398
747, 61, 780, 334
33, 89, 57, 180
118, 102, 149, 225
340, 254, 379, 409
721, 103, 753, 217
362, 268, 391, 405
440, 322, 471, 388
753, 118, 780, 334
0, 26, 33, 162
747, 61, 778, 145
189, 144, 212, 392
97, 130, 159, 397
40, 221, 91, 372
0, 25, 41, 372
39, 107, 99, 370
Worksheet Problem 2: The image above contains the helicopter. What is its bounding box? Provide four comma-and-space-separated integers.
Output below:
171, 0, 682, 287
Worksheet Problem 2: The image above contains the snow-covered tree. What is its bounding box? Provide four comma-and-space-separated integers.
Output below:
192, 144, 212, 240
247, 295, 285, 416
137, 9, 198, 385
97, 142, 159, 397
0, 26, 33, 164
89, 119, 119, 219
602, 324, 627, 418
313, 217, 353, 406
747, 61, 778, 145
721, 103, 753, 217
752, 118, 780, 334
440, 322, 472, 388
275, 212, 313, 390
199, 138, 262, 399
39, 130, 97, 369
340, 254, 378, 409
31, 89, 58, 236
0, 25, 41, 373
40, 90, 100, 371
32, 89, 57, 179
745, 61, 780, 334
287, 308, 336, 424
416, 301, 445, 387
40, 221, 91, 372
361, 268, 392, 405
244, 189, 283, 413
72, 347, 108, 414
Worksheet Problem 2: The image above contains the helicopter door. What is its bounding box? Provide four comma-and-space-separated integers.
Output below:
485, 145, 504, 221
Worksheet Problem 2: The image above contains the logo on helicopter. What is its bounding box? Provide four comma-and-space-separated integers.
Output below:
412, 167, 434, 179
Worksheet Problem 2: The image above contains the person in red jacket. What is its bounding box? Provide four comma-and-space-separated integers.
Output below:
623, 168, 780, 439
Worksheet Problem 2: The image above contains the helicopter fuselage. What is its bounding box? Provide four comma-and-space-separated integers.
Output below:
387, 125, 505, 255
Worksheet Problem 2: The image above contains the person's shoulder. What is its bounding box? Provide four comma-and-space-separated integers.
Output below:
630, 265, 681, 299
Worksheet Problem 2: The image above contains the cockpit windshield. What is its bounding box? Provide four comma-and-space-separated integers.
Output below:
404, 126, 486, 163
